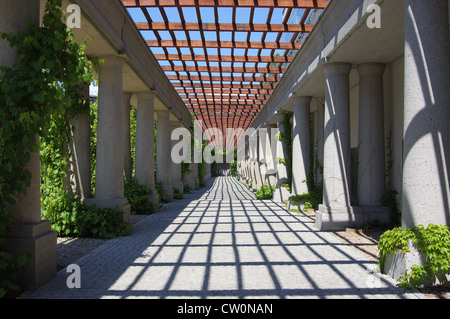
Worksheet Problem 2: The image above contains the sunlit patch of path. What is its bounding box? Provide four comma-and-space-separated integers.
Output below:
26, 177, 423, 299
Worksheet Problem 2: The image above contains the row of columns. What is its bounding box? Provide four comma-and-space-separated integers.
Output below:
0, 1, 206, 289
240, 0, 450, 231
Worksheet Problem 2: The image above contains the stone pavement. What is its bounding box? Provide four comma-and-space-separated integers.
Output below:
25, 177, 424, 299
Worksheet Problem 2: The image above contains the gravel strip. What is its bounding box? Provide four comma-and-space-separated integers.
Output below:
56, 214, 149, 271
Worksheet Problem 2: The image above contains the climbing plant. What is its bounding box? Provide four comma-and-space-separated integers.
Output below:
0, 0, 98, 297
378, 224, 450, 289
276, 111, 293, 188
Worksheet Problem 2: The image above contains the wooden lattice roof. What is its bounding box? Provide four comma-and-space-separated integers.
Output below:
122, 0, 329, 148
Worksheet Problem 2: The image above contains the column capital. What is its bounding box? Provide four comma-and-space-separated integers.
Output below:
99, 55, 127, 67
292, 95, 312, 107
275, 111, 289, 123
356, 63, 385, 76
170, 120, 182, 128
323, 62, 353, 76
136, 91, 157, 99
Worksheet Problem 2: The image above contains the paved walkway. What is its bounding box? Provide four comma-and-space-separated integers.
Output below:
26, 177, 423, 299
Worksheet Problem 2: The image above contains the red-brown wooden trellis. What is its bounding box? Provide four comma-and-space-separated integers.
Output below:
121, 0, 329, 148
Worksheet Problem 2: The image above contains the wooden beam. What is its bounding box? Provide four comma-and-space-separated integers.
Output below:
122, 0, 329, 9
161, 65, 286, 74
154, 53, 293, 64
136, 22, 314, 33
147, 39, 301, 50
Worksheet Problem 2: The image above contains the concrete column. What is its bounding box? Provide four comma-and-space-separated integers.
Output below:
123, 92, 132, 182
1, 0, 57, 288
316, 62, 353, 230
191, 162, 199, 189
70, 83, 91, 200
156, 110, 174, 201
402, 0, 450, 228
357, 63, 386, 207
89, 56, 130, 222
250, 133, 260, 190
316, 100, 325, 184
205, 161, 211, 181
273, 112, 291, 203
258, 127, 268, 186
135, 92, 158, 206
292, 96, 312, 196
265, 125, 278, 187
170, 121, 184, 194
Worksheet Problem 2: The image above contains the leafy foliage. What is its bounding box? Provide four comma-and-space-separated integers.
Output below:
124, 178, 155, 215
46, 196, 130, 239
0, 0, 99, 297
183, 184, 192, 194
378, 224, 450, 288
276, 112, 293, 185
0, 252, 31, 299
173, 188, 184, 200
255, 185, 275, 200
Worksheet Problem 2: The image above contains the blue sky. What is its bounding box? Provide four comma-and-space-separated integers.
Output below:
126, 6, 306, 49
124, 7, 308, 85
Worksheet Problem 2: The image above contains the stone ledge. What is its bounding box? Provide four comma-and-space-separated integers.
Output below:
315, 205, 391, 231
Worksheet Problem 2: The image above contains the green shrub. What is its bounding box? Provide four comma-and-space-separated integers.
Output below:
124, 178, 155, 215
43, 195, 131, 239
155, 180, 169, 203
289, 193, 313, 210
256, 185, 275, 200
0, 252, 31, 299
173, 188, 183, 200
378, 224, 450, 288
183, 184, 192, 194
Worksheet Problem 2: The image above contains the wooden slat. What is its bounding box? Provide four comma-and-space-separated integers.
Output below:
136, 22, 314, 32
147, 40, 301, 50
121, 0, 329, 137
122, 0, 329, 9
154, 53, 293, 64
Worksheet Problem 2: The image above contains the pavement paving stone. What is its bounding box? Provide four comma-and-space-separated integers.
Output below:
25, 177, 424, 299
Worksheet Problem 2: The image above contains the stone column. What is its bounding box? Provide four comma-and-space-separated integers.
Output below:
316, 100, 325, 184
258, 127, 268, 186
205, 161, 211, 181
156, 110, 174, 201
123, 92, 132, 182
135, 92, 158, 206
88, 56, 130, 222
265, 125, 278, 187
292, 96, 312, 196
273, 112, 291, 203
1, 0, 57, 288
357, 63, 387, 207
191, 162, 199, 189
316, 63, 353, 231
250, 132, 260, 191
70, 83, 91, 200
170, 121, 184, 194
402, 0, 450, 228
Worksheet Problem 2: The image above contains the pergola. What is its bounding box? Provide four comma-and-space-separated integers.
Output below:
121, 0, 329, 148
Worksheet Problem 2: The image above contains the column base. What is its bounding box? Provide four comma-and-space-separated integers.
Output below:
183, 178, 196, 190
315, 205, 391, 231
84, 198, 131, 224
162, 184, 174, 202
171, 181, 184, 194
273, 186, 291, 204
5, 220, 57, 289
150, 193, 159, 208
384, 241, 450, 287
